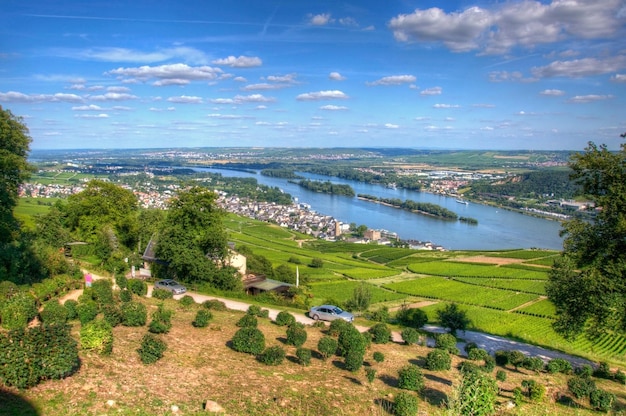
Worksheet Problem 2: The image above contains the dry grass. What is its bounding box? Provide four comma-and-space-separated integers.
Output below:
4, 296, 625, 416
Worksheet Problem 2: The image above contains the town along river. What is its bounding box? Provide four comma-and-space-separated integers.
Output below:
192, 168, 564, 251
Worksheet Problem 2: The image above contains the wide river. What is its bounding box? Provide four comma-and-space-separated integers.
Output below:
194, 168, 564, 251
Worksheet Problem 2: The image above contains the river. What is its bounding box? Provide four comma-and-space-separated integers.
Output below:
194, 168, 564, 251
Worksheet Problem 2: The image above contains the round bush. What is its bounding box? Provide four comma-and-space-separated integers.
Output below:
568, 376, 597, 399
202, 299, 227, 311
590, 389, 616, 412
121, 301, 147, 327
64, 299, 78, 320
258, 345, 285, 365
468, 348, 488, 361
247, 304, 262, 316
317, 336, 338, 360
76, 300, 99, 325
575, 364, 593, 378
496, 370, 507, 382
373, 351, 385, 363
483, 355, 496, 372
458, 361, 481, 375
137, 333, 167, 364
192, 309, 212, 328
328, 318, 350, 336
398, 365, 424, 392
152, 288, 173, 300
232, 327, 265, 355
435, 333, 458, 354
286, 324, 308, 347
522, 379, 545, 402
344, 348, 365, 372
149, 305, 172, 334
522, 356, 544, 372
369, 323, 391, 344
0, 292, 38, 330
396, 307, 428, 329
275, 310, 296, 326
365, 367, 377, 384
115, 274, 128, 290
91, 279, 114, 305
80, 319, 113, 355
177, 295, 195, 308
101, 303, 123, 327
236, 314, 258, 328
401, 328, 420, 345
296, 348, 312, 366
127, 279, 147, 296
394, 391, 419, 416
426, 349, 452, 371
119, 289, 132, 302
40, 300, 69, 325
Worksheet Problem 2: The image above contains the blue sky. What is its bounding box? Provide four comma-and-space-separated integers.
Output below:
1, 0, 625, 150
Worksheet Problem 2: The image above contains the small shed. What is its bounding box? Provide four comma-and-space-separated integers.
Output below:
243, 275, 293, 296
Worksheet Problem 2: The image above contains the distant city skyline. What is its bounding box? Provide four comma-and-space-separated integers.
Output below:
1, 0, 625, 150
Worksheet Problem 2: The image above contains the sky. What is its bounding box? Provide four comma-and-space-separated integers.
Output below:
1, 0, 625, 151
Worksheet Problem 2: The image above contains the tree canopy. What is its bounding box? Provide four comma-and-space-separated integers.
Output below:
547, 138, 626, 338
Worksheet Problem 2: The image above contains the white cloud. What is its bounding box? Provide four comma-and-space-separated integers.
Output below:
0, 91, 83, 103
107, 63, 223, 84
385, 123, 400, 129
153, 79, 190, 86
233, 76, 247, 83
212, 55, 262, 68
540, 89, 565, 96
90, 92, 137, 101
72, 104, 103, 111
167, 95, 203, 104
532, 57, 626, 78
309, 13, 332, 26
233, 94, 275, 103
389, 1, 624, 54
567, 94, 614, 103
329, 72, 346, 81
320, 105, 348, 111
266, 74, 297, 83
433, 103, 460, 108
75, 113, 109, 118
367, 75, 416, 86
420, 86, 442, 96
611, 74, 626, 83
210, 98, 236, 104
59, 46, 210, 64
296, 90, 348, 101
489, 71, 536, 83
107, 86, 131, 93
207, 113, 245, 119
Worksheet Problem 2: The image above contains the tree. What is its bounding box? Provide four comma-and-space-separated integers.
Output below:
546, 138, 626, 338
437, 303, 471, 336
0, 106, 32, 245
345, 282, 372, 312
154, 186, 237, 290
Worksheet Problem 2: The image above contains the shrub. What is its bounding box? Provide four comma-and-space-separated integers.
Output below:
397, 365, 424, 392
328, 318, 349, 336
40, 300, 68, 324
192, 309, 212, 328
400, 328, 420, 345
338, 324, 366, 357
149, 304, 172, 334
365, 367, 377, 384
590, 389, 616, 412
373, 351, 385, 363
64, 299, 78, 320
179, 295, 195, 308
137, 333, 167, 364
91, 279, 114, 305
258, 345, 285, 365
458, 361, 481, 375
80, 319, 113, 355
0, 292, 38, 330
434, 333, 458, 354
522, 356, 544, 373
127, 279, 147, 296
513, 387, 524, 407
522, 379, 545, 402
286, 324, 308, 347
568, 376, 596, 399
152, 288, 173, 300
496, 370, 507, 381
483, 356, 496, 372
317, 336, 338, 360
425, 349, 451, 371
545, 358, 572, 374
275, 310, 296, 326
236, 314, 258, 328
494, 350, 509, 366
202, 299, 227, 311
247, 305, 262, 316
369, 306, 389, 323
464, 342, 479, 354
119, 289, 132, 302
121, 301, 147, 327
231, 327, 265, 355
76, 300, 99, 325
115, 274, 128, 290
614, 369, 626, 385
296, 347, 312, 366
468, 348, 489, 361
396, 307, 427, 329
0, 324, 79, 389
344, 348, 365, 372
575, 364, 593, 378
101, 303, 122, 327
369, 323, 391, 344
449, 370, 498, 416
394, 391, 418, 416
593, 362, 612, 379
507, 350, 526, 369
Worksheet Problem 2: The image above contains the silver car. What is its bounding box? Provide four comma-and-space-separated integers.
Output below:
154, 279, 187, 295
309, 305, 354, 322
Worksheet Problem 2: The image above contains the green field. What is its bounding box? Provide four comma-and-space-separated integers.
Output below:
407, 260, 549, 279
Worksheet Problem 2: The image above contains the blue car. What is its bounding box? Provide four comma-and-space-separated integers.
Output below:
309, 305, 354, 323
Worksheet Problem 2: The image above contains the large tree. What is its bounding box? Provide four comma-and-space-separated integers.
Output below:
154, 186, 239, 290
547, 138, 626, 338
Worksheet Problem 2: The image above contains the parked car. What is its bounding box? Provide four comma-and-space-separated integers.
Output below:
309, 305, 354, 323
154, 279, 187, 295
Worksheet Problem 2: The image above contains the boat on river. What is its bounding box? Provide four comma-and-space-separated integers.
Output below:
456, 199, 468, 205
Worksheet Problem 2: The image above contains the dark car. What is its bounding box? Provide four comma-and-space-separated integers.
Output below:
309, 305, 354, 323
154, 279, 187, 295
